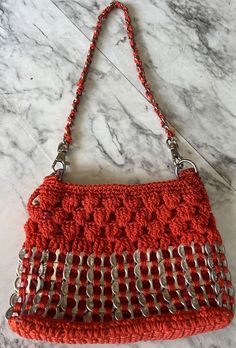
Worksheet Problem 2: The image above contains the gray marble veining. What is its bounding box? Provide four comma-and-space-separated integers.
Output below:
0, 0, 235, 347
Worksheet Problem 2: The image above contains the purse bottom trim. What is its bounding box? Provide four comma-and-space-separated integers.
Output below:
8, 307, 234, 343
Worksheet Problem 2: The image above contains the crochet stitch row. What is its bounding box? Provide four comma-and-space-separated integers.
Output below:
24, 170, 221, 254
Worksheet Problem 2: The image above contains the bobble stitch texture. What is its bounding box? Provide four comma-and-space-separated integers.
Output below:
25, 170, 222, 253
9, 1, 233, 343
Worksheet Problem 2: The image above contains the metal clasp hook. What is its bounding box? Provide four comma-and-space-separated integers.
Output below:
166, 137, 182, 167
167, 137, 198, 176
51, 141, 70, 178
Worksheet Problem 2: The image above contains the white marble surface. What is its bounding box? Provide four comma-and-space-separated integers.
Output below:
0, 0, 235, 347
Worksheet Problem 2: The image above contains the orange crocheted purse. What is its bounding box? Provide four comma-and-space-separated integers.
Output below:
6, 1, 234, 344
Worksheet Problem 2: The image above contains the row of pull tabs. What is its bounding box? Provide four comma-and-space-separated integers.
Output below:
6, 242, 234, 322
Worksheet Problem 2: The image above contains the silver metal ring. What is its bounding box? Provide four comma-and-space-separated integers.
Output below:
175, 159, 198, 177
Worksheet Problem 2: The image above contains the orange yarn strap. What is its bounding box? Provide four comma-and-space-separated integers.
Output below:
63, 1, 175, 144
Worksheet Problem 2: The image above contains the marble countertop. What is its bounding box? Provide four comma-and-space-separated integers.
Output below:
0, 0, 235, 347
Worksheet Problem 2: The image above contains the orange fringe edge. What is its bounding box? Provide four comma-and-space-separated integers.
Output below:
9, 307, 234, 344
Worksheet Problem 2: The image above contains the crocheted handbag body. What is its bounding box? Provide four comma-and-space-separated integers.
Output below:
6, 1, 234, 344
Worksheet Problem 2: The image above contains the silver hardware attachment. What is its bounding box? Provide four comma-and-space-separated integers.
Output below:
167, 137, 198, 176
175, 159, 198, 177
51, 141, 70, 179
167, 137, 182, 167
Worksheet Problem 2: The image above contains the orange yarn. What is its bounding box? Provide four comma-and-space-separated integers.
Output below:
24, 169, 221, 254
9, 307, 233, 344
7, 0, 235, 341
62, 0, 174, 145
8, 169, 235, 343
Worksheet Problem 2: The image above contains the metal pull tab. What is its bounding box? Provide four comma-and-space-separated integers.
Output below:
51, 141, 70, 179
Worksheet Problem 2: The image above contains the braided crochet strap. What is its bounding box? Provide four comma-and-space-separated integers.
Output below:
51, 1, 197, 178
63, 1, 174, 145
